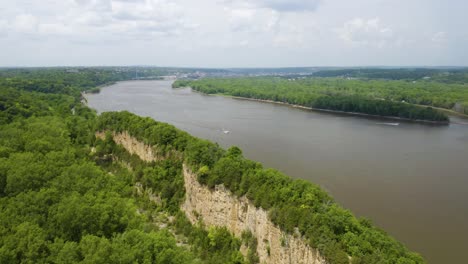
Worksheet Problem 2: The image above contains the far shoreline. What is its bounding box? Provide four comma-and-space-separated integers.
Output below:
186, 88, 451, 125
84, 80, 458, 125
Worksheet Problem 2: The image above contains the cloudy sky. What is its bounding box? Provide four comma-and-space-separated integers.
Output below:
1, 0, 467, 67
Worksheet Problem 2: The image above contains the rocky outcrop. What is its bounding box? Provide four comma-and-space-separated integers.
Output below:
100, 131, 327, 264
182, 165, 326, 264
96, 131, 161, 162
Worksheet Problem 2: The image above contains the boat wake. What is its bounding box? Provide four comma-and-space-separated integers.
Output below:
376, 122, 400, 126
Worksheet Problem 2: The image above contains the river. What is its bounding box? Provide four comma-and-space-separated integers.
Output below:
85, 80, 468, 264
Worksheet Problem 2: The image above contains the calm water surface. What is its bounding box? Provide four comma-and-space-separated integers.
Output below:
86, 80, 468, 264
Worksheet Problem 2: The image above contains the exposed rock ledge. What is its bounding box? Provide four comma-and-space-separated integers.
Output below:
96, 131, 161, 162
182, 164, 326, 264
98, 131, 327, 264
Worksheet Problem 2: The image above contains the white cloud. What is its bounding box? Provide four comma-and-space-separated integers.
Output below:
73, 0, 112, 12
2, 0, 196, 41
258, 0, 322, 12
82, 0, 196, 37
227, 8, 256, 32
273, 33, 302, 47
0, 0, 467, 66
431, 31, 447, 43
38, 23, 73, 36
225, 0, 323, 12
239, 40, 249, 46
227, 8, 279, 33
13, 14, 39, 34
337, 17, 394, 48
74, 12, 111, 27
0, 20, 8, 36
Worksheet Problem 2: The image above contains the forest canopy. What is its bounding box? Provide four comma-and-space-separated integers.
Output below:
0, 68, 248, 264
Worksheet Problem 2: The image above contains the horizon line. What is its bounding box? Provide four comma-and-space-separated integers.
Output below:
1, 65, 468, 69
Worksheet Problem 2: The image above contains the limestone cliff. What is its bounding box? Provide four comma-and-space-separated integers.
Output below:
182, 165, 326, 264
99, 131, 327, 264
96, 131, 161, 162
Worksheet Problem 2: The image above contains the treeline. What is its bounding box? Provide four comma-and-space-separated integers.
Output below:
174, 78, 453, 121
312, 68, 440, 80
0, 69, 250, 263
311, 67, 468, 84
314, 95, 448, 121
0, 67, 167, 97
96, 111, 425, 264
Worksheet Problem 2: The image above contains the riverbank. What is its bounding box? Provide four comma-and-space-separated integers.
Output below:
413, 103, 468, 118
186, 88, 450, 125
81, 81, 118, 101
83, 78, 165, 96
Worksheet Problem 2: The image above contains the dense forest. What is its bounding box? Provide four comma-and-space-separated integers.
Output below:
1, 68, 424, 263
0, 69, 249, 264
173, 77, 468, 121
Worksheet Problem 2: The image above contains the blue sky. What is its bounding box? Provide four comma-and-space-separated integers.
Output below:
1, 0, 467, 67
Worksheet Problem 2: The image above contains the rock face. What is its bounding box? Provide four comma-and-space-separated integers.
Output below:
182, 165, 326, 264
100, 131, 327, 264
96, 131, 160, 162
